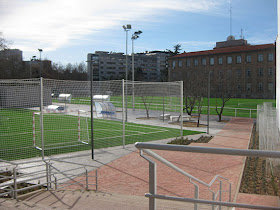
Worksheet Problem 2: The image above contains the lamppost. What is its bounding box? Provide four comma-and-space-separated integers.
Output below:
207, 71, 212, 134
38, 49, 43, 78
123, 24, 131, 122
131, 30, 142, 111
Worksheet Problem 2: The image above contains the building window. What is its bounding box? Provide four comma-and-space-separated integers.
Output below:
210, 58, 214, 65
268, 68, 273, 76
186, 59, 191, 66
258, 54, 263, 62
236, 56, 241, 64
246, 68, 251, 77
258, 82, 263, 91
268, 82, 273, 92
236, 69, 242, 77
268, 53, 273, 62
172, 61, 176, 69
258, 68, 263, 76
246, 83, 251, 91
246, 55, 251, 63
227, 56, 232, 64
237, 84, 242, 92
194, 59, 198, 66
178, 60, 182, 67
218, 57, 223, 65
202, 58, 206, 66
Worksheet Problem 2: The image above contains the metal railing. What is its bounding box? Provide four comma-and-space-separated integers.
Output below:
135, 142, 280, 210
0, 158, 98, 199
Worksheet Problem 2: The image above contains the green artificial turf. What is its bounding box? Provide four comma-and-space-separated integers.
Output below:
0, 108, 201, 160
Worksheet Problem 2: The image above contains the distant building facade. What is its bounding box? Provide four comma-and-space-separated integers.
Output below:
87, 51, 170, 81
169, 37, 276, 99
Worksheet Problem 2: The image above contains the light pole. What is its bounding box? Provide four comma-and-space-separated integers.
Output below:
207, 71, 212, 134
131, 30, 142, 111
38, 49, 43, 78
123, 24, 131, 122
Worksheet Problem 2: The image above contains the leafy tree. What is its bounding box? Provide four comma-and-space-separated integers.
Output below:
166, 44, 182, 55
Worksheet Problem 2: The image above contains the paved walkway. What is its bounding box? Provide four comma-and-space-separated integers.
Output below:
1, 117, 279, 209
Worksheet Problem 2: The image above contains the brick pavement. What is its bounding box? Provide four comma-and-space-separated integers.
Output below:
67, 117, 279, 208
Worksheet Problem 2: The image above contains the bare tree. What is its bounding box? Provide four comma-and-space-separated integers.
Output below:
183, 69, 207, 127
0, 32, 11, 50
211, 70, 235, 122
141, 96, 154, 119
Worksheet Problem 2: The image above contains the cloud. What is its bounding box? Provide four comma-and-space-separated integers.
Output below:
0, 0, 224, 53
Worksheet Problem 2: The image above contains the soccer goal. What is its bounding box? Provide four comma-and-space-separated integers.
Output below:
33, 109, 90, 151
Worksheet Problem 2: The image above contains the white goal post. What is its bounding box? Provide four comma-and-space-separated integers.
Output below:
33, 109, 89, 150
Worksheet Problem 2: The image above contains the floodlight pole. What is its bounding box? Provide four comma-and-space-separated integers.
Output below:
131, 30, 142, 111
123, 24, 131, 122
38, 49, 43, 78
207, 71, 211, 134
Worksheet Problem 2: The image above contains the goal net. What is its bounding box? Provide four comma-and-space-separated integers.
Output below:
33, 109, 90, 151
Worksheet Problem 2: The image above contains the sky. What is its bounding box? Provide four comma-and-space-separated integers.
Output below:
0, 0, 277, 65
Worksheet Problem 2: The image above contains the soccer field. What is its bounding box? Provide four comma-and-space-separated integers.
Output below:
0, 108, 201, 160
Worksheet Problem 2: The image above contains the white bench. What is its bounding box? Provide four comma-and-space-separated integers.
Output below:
170, 115, 191, 122
159, 114, 171, 120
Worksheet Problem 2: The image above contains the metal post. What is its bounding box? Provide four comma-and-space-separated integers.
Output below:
212, 191, 215, 210
219, 180, 222, 210
46, 162, 49, 190
235, 109, 237, 117
90, 59, 94, 160
132, 38, 135, 111
40, 77, 44, 159
85, 169, 88, 190
55, 177, 57, 190
207, 71, 210, 134
125, 30, 128, 122
96, 169, 98, 192
149, 161, 156, 210
163, 96, 165, 122
122, 79, 125, 148
194, 185, 199, 210
49, 163, 52, 189
13, 167, 17, 199
250, 109, 252, 118
180, 81, 183, 138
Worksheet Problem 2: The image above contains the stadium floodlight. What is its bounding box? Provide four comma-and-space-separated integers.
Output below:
131, 30, 142, 110
123, 24, 131, 122
38, 49, 43, 78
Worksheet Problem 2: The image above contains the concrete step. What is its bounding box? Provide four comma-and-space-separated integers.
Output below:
2, 189, 218, 210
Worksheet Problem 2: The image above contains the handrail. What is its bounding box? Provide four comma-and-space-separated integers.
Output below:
141, 149, 229, 189
135, 142, 280, 158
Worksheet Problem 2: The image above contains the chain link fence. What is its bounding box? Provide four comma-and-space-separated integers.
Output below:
257, 102, 280, 169
0, 78, 184, 161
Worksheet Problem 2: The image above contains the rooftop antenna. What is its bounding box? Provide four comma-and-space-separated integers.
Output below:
229, 0, 232, 35
240, 28, 243, 39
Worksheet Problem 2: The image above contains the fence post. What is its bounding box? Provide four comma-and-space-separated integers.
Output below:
13, 167, 17, 199
96, 169, 98, 192
250, 110, 252, 118
235, 109, 237, 117
85, 168, 88, 190
46, 161, 49, 190
194, 185, 199, 210
40, 77, 45, 159
219, 180, 222, 210
180, 81, 183, 138
122, 79, 125, 148
149, 161, 157, 210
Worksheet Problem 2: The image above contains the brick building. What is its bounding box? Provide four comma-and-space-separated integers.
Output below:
168, 37, 276, 99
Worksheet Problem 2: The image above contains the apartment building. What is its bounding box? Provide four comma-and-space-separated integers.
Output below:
169, 36, 276, 99
87, 51, 170, 81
